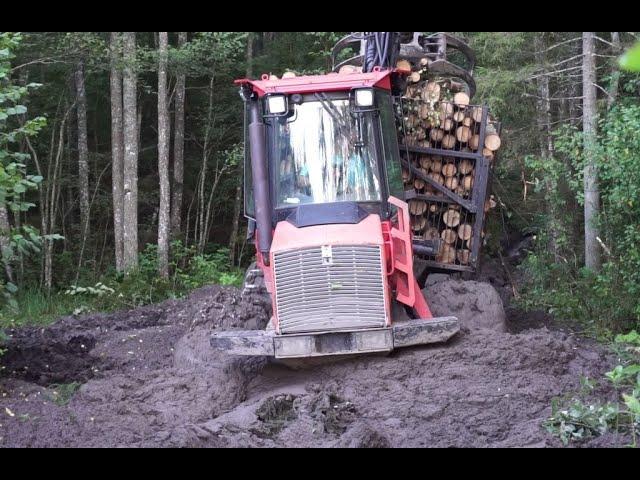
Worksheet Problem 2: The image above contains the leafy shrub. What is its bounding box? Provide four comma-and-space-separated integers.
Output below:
545, 331, 640, 446
0, 33, 48, 309
545, 398, 620, 445
0, 328, 8, 357
0, 241, 246, 328
518, 104, 640, 334
64, 283, 115, 297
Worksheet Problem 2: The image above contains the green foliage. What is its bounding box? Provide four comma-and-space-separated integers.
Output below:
0, 328, 8, 357
304, 32, 348, 74
620, 42, 640, 72
0, 242, 243, 328
64, 282, 115, 297
173, 246, 242, 291
518, 104, 640, 334
0, 32, 48, 309
545, 332, 640, 446
545, 398, 620, 445
47, 381, 81, 406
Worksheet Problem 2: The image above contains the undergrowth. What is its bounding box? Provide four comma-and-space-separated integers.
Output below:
544, 331, 640, 447
0, 241, 244, 328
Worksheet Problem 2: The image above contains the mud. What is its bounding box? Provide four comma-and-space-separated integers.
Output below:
424, 279, 507, 332
0, 283, 627, 448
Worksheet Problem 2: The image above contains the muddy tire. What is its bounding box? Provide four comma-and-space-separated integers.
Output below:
422, 279, 507, 333
241, 262, 272, 317
242, 262, 267, 297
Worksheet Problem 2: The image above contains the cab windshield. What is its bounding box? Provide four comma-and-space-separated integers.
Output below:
271, 97, 381, 208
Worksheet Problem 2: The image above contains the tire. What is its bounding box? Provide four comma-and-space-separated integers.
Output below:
241, 262, 272, 317
242, 262, 266, 295
422, 279, 506, 333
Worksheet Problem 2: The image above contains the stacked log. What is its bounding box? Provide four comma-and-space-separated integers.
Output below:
398, 58, 502, 267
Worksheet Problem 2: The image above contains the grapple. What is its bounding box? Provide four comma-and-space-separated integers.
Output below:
331, 32, 477, 98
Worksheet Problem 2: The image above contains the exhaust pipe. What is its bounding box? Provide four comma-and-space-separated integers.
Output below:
248, 98, 273, 264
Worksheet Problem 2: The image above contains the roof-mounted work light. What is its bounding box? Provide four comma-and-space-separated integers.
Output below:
265, 95, 288, 116
354, 88, 374, 108
350, 88, 376, 114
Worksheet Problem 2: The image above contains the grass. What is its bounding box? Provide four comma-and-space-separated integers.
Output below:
0, 243, 245, 330
0, 287, 83, 329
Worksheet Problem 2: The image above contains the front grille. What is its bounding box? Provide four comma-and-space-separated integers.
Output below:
273, 245, 387, 334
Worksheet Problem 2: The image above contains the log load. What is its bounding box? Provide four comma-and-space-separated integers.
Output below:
441, 229, 458, 244
412, 215, 427, 233
409, 199, 428, 216
456, 249, 471, 265
454, 92, 470, 107
436, 244, 456, 264
455, 126, 472, 143
397, 61, 502, 268
459, 159, 474, 175
442, 162, 457, 178
443, 209, 461, 228
457, 223, 473, 242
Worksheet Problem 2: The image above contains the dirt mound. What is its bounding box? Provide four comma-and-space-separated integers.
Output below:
0, 282, 625, 448
0, 285, 271, 447
424, 279, 507, 332
173, 286, 270, 370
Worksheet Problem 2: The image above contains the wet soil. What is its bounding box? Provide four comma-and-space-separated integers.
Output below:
0, 282, 627, 448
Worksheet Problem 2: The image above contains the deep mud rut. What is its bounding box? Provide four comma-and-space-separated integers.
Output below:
0, 282, 628, 448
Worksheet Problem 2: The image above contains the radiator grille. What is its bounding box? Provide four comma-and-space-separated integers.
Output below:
273, 245, 387, 334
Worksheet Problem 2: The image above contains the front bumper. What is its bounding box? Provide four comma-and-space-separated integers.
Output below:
210, 317, 459, 359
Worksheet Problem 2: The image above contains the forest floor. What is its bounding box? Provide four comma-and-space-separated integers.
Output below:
0, 266, 631, 448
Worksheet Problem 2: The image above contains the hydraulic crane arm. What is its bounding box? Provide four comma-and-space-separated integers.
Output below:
331, 32, 476, 98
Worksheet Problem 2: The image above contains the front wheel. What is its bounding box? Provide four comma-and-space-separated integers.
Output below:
241, 261, 272, 317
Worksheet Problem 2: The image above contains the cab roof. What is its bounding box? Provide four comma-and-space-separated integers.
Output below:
235, 68, 397, 97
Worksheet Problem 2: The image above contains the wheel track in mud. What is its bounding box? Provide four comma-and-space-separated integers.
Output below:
0, 282, 629, 448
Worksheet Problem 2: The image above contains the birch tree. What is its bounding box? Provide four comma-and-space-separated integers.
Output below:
110, 32, 125, 272
122, 32, 138, 272
157, 32, 170, 278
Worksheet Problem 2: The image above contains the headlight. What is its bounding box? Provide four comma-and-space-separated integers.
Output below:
266, 95, 287, 115
354, 89, 374, 108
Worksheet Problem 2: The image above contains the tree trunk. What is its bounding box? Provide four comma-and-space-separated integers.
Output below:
110, 32, 125, 272
195, 76, 215, 254
0, 205, 14, 284
228, 32, 254, 267
582, 32, 601, 271
122, 32, 139, 272
157, 32, 170, 278
43, 103, 72, 291
171, 32, 187, 239
534, 33, 561, 262
607, 32, 621, 111
75, 59, 90, 246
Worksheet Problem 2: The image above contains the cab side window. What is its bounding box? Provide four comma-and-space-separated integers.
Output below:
376, 90, 404, 199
